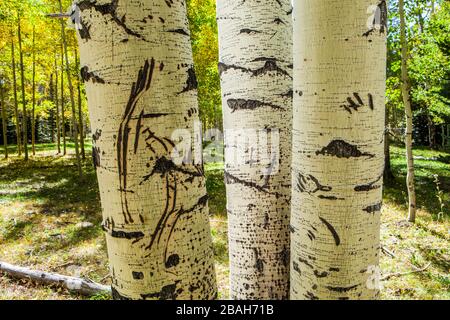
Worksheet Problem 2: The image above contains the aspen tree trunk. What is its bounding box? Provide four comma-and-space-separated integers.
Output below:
49, 74, 55, 143
60, 44, 66, 155
59, 0, 82, 177
55, 54, 61, 154
399, 0, 416, 223
32, 27, 36, 156
73, 0, 217, 300
217, 0, 292, 299
11, 36, 21, 156
291, 0, 387, 300
0, 85, 7, 159
74, 46, 86, 160
18, 15, 28, 161
384, 106, 394, 182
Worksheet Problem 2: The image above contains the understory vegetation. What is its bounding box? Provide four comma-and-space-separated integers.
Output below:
0, 143, 448, 300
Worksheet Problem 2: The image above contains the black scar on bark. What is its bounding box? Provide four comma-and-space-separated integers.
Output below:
297, 173, 332, 194
298, 257, 313, 269
293, 261, 301, 273
326, 284, 359, 293
166, 29, 190, 36
305, 291, 319, 300
314, 270, 329, 278
239, 28, 261, 34
76, 0, 147, 41
80, 66, 105, 84
132, 271, 144, 280
279, 246, 289, 268
253, 248, 265, 274
117, 58, 155, 224
355, 174, 382, 191
363, 202, 382, 214
141, 282, 179, 300
218, 59, 291, 79
103, 226, 145, 239
227, 99, 284, 113
92, 146, 101, 169
316, 140, 375, 159
319, 217, 341, 246
224, 171, 287, 201
92, 129, 102, 141
341, 93, 374, 114
165, 254, 180, 268
165, 0, 174, 8
111, 287, 131, 300
77, 19, 91, 40
178, 67, 198, 94
363, 0, 388, 37
279, 89, 293, 99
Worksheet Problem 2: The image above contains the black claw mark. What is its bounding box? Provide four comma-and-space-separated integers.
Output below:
326, 284, 359, 293
92, 146, 101, 169
319, 217, 340, 246
340, 93, 374, 114
166, 28, 189, 36
316, 140, 375, 159
117, 59, 155, 224
363, 0, 388, 37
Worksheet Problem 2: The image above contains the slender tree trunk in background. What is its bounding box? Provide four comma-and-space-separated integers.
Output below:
1, 86, 7, 159
384, 106, 394, 182
427, 115, 436, 149
11, 35, 21, 156
74, 0, 217, 299
59, 0, 82, 177
18, 15, 28, 161
400, 0, 416, 223
55, 54, 61, 154
291, 0, 386, 299
74, 46, 85, 160
60, 44, 66, 155
31, 27, 36, 156
217, 0, 292, 299
49, 74, 55, 143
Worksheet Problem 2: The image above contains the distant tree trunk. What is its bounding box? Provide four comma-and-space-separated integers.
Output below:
49, 74, 55, 143
400, 0, 416, 223
427, 115, 436, 149
18, 14, 28, 161
60, 43, 66, 155
54, 53, 61, 154
217, 0, 292, 299
290, 0, 386, 299
31, 27, 36, 156
384, 106, 394, 182
11, 35, 21, 156
0, 85, 7, 159
74, 0, 217, 299
58, 0, 82, 177
74, 46, 85, 160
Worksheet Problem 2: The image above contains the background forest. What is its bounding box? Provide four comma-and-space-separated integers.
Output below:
0, 0, 449, 299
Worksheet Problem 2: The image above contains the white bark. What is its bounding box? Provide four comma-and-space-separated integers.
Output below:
0, 261, 110, 296
291, 0, 387, 299
73, 0, 217, 300
399, 0, 416, 223
217, 0, 292, 299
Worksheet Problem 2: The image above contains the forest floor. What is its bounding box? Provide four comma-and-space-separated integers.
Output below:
0, 142, 448, 300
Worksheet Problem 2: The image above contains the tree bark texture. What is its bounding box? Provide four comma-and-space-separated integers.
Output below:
73, 0, 217, 300
290, 0, 387, 300
217, 0, 293, 299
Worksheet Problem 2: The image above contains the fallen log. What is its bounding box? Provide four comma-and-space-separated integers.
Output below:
0, 261, 111, 296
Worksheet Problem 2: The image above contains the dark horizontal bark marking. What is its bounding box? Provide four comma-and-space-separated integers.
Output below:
297, 173, 332, 194
316, 140, 375, 159
363, 202, 382, 213
239, 28, 261, 34
218, 58, 291, 79
314, 270, 329, 278
165, 254, 180, 268
326, 284, 359, 293
318, 195, 345, 200
166, 28, 189, 36
107, 228, 145, 239
355, 175, 382, 191
298, 257, 313, 269
319, 217, 340, 246
141, 282, 179, 300
227, 99, 284, 112
224, 171, 286, 200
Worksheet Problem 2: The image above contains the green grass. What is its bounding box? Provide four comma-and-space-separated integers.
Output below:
0, 142, 449, 299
